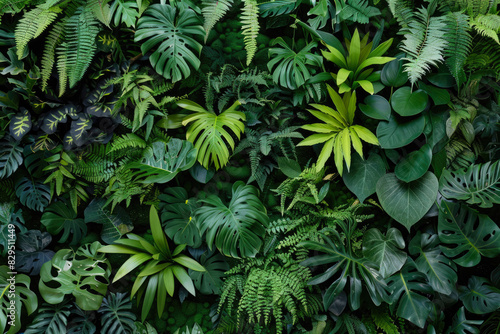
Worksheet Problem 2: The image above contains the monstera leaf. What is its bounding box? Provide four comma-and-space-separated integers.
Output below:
0, 137, 23, 178
39, 241, 111, 311
439, 160, 500, 208
159, 187, 201, 248
24, 302, 70, 334
41, 201, 87, 245
16, 230, 54, 276
189, 249, 229, 295
0, 266, 38, 334
84, 198, 133, 244
362, 227, 407, 279
409, 232, 457, 295
386, 259, 434, 328
459, 276, 500, 314
179, 99, 245, 170
15, 177, 51, 212
438, 201, 500, 267
301, 231, 389, 311
0, 202, 26, 257
130, 139, 197, 184
445, 307, 483, 334
135, 4, 204, 82
196, 181, 268, 258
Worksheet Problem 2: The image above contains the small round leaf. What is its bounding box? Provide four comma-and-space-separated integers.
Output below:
391, 87, 428, 116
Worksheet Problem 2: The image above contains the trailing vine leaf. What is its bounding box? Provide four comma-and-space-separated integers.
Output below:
459, 276, 500, 314
84, 198, 133, 244
241, 0, 259, 66
445, 307, 483, 334
376, 172, 438, 231
16, 230, 54, 276
179, 99, 245, 170
188, 249, 229, 295
135, 3, 204, 82
362, 227, 407, 279
159, 187, 201, 248
438, 201, 500, 267
98, 292, 136, 334
408, 231, 457, 295
0, 137, 23, 178
15, 177, 51, 212
39, 241, 111, 311
8, 109, 31, 140
385, 259, 434, 328
130, 139, 197, 184
0, 265, 38, 334
41, 201, 86, 245
196, 181, 269, 258
24, 302, 70, 334
439, 160, 500, 208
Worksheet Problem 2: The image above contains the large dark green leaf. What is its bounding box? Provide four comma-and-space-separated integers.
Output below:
439, 160, 500, 208
16, 230, 54, 276
377, 114, 425, 149
301, 232, 389, 311
409, 232, 457, 295
135, 4, 204, 82
362, 228, 406, 279
391, 87, 428, 117
15, 177, 51, 212
395, 143, 432, 183
376, 172, 438, 231
41, 201, 86, 245
419, 82, 450, 106
0, 137, 23, 178
445, 307, 483, 334
84, 199, 133, 244
359, 95, 391, 120
39, 242, 111, 311
386, 259, 434, 328
130, 139, 197, 184
459, 276, 500, 314
196, 181, 268, 258
438, 201, 500, 267
343, 153, 386, 203
189, 249, 229, 295
159, 187, 201, 248
381, 58, 408, 87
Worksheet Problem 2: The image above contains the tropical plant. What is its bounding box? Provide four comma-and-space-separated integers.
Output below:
24, 302, 69, 334
297, 84, 379, 175
98, 292, 137, 334
99, 206, 206, 321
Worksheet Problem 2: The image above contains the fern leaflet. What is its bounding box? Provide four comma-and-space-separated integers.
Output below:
41, 19, 65, 91
202, 0, 233, 40
15, 7, 59, 58
445, 12, 472, 86
241, 0, 259, 66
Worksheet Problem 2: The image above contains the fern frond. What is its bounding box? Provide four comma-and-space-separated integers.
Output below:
202, 0, 232, 40
400, 7, 448, 85
109, 133, 147, 154
56, 43, 68, 96
340, 0, 380, 24
15, 7, 59, 58
241, 0, 259, 66
386, 0, 414, 27
445, 12, 472, 86
41, 19, 66, 91
471, 13, 500, 44
65, 5, 100, 88
446, 138, 476, 170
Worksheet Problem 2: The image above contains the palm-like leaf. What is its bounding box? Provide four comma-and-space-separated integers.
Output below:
179, 99, 246, 170
24, 303, 70, 334
196, 181, 269, 258
98, 292, 136, 334
135, 4, 204, 82
15, 177, 51, 212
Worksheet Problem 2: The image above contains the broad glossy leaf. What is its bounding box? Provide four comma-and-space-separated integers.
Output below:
409, 232, 457, 295
135, 4, 204, 82
40, 104, 78, 134
343, 153, 385, 203
130, 139, 197, 184
41, 201, 86, 245
377, 114, 425, 149
9, 110, 31, 140
380, 58, 408, 87
84, 199, 133, 244
459, 276, 500, 314
196, 181, 268, 258
395, 144, 432, 183
445, 307, 483, 334
386, 259, 433, 328
419, 82, 450, 106
362, 228, 406, 278
16, 230, 54, 276
438, 201, 500, 267
359, 95, 391, 120
391, 87, 428, 117
439, 160, 500, 208
189, 250, 229, 295
376, 172, 438, 231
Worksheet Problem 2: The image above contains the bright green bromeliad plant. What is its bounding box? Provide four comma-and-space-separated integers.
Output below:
99, 206, 205, 322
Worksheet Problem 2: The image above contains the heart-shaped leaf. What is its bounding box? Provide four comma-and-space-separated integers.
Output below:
343, 153, 386, 203
381, 58, 408, 87
391, 87, 428, 116
377, 114, 425, 149
362, 227, 407, 278
395, 144, 432, 182
359, 95, 391, 120
376, 172, 438, 230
